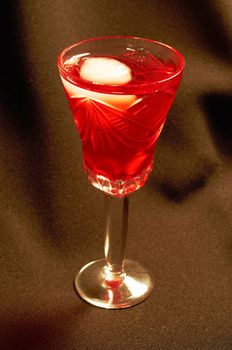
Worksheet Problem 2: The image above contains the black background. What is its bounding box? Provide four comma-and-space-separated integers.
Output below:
0, 1, 232, 349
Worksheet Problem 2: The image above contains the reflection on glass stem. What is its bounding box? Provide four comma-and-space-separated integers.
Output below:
104, 195, 129, 286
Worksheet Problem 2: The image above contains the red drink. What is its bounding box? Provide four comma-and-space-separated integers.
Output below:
58, 38, 184, 196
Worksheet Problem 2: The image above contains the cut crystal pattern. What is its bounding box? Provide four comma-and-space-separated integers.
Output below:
85, 161, 153, 197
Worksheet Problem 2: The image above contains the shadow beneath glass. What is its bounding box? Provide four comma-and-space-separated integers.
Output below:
152, 160, 216, 202
201, 92, 232, 158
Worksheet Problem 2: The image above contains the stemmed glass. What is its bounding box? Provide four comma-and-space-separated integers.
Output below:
58, 36, 184, 309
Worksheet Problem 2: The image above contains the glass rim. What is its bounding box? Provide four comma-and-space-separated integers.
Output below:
58, 35, 185, 93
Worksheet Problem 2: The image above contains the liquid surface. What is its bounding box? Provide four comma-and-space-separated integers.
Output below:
60, 49, 182, 195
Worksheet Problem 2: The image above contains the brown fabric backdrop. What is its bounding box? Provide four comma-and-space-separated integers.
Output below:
1, 1, 232, 349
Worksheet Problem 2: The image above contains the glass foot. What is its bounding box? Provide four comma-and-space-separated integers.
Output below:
74, 259, 154, 309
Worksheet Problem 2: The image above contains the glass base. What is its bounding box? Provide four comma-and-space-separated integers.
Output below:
74, 259, 154, 309
84, 161, 153, 197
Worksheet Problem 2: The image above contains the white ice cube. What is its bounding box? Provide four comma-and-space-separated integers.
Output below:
80, 57, 132, 85
62, 57, 136, 110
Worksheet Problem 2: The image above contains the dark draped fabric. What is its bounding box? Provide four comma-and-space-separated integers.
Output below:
0, 1, 231, 349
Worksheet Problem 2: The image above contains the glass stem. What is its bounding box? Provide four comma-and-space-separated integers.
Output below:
104, 194, 129, 279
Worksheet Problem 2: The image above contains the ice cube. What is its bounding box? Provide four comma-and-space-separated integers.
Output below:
80, 57, 132, 85
61, 77, 136, 110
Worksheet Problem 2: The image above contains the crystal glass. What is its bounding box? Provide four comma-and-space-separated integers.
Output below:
58, 36, 184, 309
